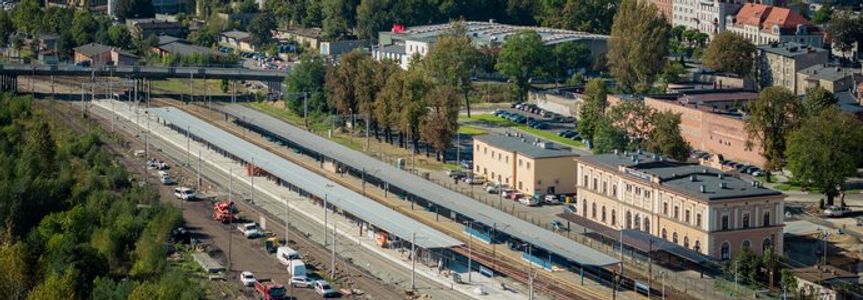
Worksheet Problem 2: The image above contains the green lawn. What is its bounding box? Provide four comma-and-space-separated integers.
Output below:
458, 125, 488, 135
464, 114, 586, 148
247, 102, 331, 133
151, 79, 230, 95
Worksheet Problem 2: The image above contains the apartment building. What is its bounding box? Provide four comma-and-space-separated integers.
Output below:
575, 151, 784, 259
472, 133, 578, 196
644, 91, 765, 167
726, 3, 823, 48
796, 65, 863, 96
647, 0, 674, 20
758, 42, 829, 94
672, 0, 744, 35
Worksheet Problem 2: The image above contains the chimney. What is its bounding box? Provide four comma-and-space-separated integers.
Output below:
700, 185, 706, 193
690, 175, 698, 182
719, 182, 727, 189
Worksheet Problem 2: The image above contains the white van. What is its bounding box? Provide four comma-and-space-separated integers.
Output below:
276, 246, 300, 266
288, 259, 307, 278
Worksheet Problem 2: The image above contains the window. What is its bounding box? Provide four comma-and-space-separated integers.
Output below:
601, 206, 606, 222
763, 238, 772, 253
635, 187, 641, 195
634, 214, 641, 230
721, 215, 729, 230
742, 240, 751, 250
626, 211, 632, 229
685, 210, 691, 224
643, 218, 650, 233
537, 180, 542, 185
696, 213, 702, 228
694, 240, 701, 253
583, 175, 588, 187
518, 181, 523, 190
674, 206, 680, 220
672, 232, 678, 244
526, 162, 531, 169
645, 191, 651, 198
583, 202, 588, 217
763, 212, 770, 227
476, 144, 479, 150
612, 185, 617, 197
663, 203, 668, 215
684, 236, 689, 248
592, 203, 597, 219
626, 184, 632, 192
602, 182, 607, 194
721, 242, 730, 260
611, 210, 616, 226
519, 159, 523, 166
661, 228, 667, 239
593, 178, 598, 190
742, 214, 750, 229
476, 165, 480, 172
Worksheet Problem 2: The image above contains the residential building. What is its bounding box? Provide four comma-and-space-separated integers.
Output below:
673, 0, 745, 36
648, 0, 673, 20
126, 18, 185, 39
319, 40, 368, 59
796, 65, 862, 96
472, 133, 579, 196
150, 35, 218, 58
790, 265, 859, 300
220, 30, 255, 52
575, 151, 784, 259
758, 42, 828, 94
46, 0, 108, 11
275, 27, 323, 50
644, 91, 765, 167
73, 43, 139, 66
373, 21, 608, 70
726, 3, 823, 48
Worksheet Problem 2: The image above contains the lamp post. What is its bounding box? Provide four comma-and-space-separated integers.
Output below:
463, 220, 473, 282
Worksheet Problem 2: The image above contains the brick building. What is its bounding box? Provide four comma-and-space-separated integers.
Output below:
574, 151, 784, 260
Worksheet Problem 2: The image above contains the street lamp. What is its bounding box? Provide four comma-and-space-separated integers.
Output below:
463, 220, 473, 282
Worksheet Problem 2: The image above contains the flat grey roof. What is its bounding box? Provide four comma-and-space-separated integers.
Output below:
475, 134, 577, 159
386, 21, 608, 47
578, 152, 782, 201
221, 104, 620, 267
799, 65, 859, 81
148, 107, 462, 249
758, 42, 826, 57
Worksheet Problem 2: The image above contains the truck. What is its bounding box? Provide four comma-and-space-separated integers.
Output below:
254, 279, 287, 300
276, 246, 300, 266
213, 201, 234, 223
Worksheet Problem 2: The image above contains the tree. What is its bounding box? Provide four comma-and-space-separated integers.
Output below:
420, 86, 460, 161
607, 0, 668, 93
647, 111, 689, 161
248, 13, 276, 48
421, 23, 480, 117
828, 11, 863, 60
726, 248, 762, 285
356, 0, 391, 42
27, 270, 77, 300
326, 51, 370, 118
11, 0, 40, 35
284, 55, 328, 116
0, 11, 13, 46
375, 65, 405, 144
237, 0, 259, 13
703, 32, 756, 77
744, 86, 802, 176
787, 108, 863, 205
71, 11, 98, 46
322, 0, 353, 41
114, 0, 155, 21
578, 78, 607, 142
802, 86, 837, 116
398, 69, 432, 152
812, 5, 831, 24
0, 242, 31, 300
608, 99, 655, 149
592, 118, 627, 154
551, 42, 591, 81
659, 61, 686, 85
106, 25, 133, 49
495, 30, 550, 101
536, 0, 619, 34
780, 269, 799, 299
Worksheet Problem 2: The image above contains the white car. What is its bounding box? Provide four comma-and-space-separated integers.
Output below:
314, 280, 338, 297
174, 187, 196, 200
239, 271, 256, 287
290, 276, 314, 288
237, 223, 262, 238
160, 175, 174, 185
824, 205, 852, 217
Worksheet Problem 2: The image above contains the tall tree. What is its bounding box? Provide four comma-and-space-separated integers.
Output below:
787, 108, 863, 205
592, 117, 627, 154
578, 78, 607, 142
284, 55, 328, 116
420, 86, 460, 161
744, 86, 802, 176
248, 12, 276, 48
827, 10, 863, 60
551, 42, 591, 81
607, 0, 668, 92
71, 11, 98, 46
27, 270, 77, 300
647, 111, 690, 161
421, 22, 480, 117
0, 242, 31, 300
608, 99, 654, 149
322, 0, 354, 41
536, 0, 620, 34
0, 11, 13, 46
703, 31, 756, 77
399, 68, 432, 152
356, 0, 391, 42
495, 30, 550, 101
11, 0, 40, 35
802, 86, 837, 116
326, 51, 365, 116
375, 64, 405, 144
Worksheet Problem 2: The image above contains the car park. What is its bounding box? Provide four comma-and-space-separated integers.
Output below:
240, 271, 257, 287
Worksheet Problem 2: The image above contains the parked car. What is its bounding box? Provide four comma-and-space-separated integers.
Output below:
544, 194, 560, 205
563, 204, 577, 214
463, 176, 485, 185
237, 223, 262, 238
239, 271, 257, 287
485, 184, 500, 194
824, 205, 852, 217
518, 196, 540, 206
290, 276, 314, 288
446, 170, 467, 179
160, 175, 174, 185
174, 187, 196, 200
314, 280, 338, 298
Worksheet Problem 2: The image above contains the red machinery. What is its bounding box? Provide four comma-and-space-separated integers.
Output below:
254, 279, 286, 300
213, 201, 235, 223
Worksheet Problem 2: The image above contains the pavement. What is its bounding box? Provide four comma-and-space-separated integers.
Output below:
93, 99, 529, 300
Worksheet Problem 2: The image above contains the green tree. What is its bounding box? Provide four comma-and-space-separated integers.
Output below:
248, 13, 276, 48
659, 61, 686, 84
375, 65, 405, 144
536, 0, 619, 34
495, 30, 550, 101
326, 51, 366, 116
322, 0, 353, 41
106, 25, 133, 49
787, 108, 863, 205
11, 0, 41, 35
129, 234, 166, 278
399, 69, 432, 152
284, 55, 328, 116
703, 32, 757, 77
812, 5, 831, 24
745, 86, 802, 176
802, 86, 837, 116
420, 86, 460, 161
607, 0, 668, 92
421, 22, 480, 117
114, 0, 155, 21
0, 242, 31, 300
91, 277, 135, 300
356, 0, 391, 42
647, 111, 689, 161
726, 248, 762, 285
71, 11, 99, 46
828, 10, 863, 60
551, 42, 591, 81
592, 118, 627, 154
780, 269, 799, 299
608, 99, 655, 149
237, 0, 259, 13
27, 270, 77, 300
0, 11, 13, 46
578, 78, 607, 142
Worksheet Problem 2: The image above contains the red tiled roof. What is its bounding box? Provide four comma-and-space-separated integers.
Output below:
734, 4, 809, 32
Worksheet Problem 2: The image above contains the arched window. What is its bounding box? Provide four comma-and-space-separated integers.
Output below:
763, 238, 772, 253
583, 201, 588, 217
694, 240, 701, 253
592, 203, 597, 219
643, 217, 650, 234
742, 240, 751, 250
626, 211, 632, 229
684, 236, 689, 248
721, 242, 731, 260
742, 214, 750, 228
763, 212, 770, 227
601, 206, 607, 223
634, 214, 641, 230
672, 232, 678, 244
661, 228, 667, 240
611, 210, 617, 226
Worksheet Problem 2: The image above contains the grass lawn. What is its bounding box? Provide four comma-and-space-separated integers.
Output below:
458, 125, 488, 135
152, 78, 231, 96
464, 114, 586, 148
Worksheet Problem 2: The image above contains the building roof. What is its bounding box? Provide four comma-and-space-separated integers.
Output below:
147, 107, 463, 249
157, 42, 216, 57
475, 133, 578, 159
798, 64, 860, 82
384, 21, 608, 47
758, 42, 826, 57
836, 91, 863, 114
220, 104, 620, 267
680, 92, 760, 104
734, 4, 810, 32
279, 27, 323, 39
376, 44, 406, 55
577, 151, 782, 201
156, 35, 184, 46
73, 43, 112, 57
221, 30, 251, 41
791, 265, 858, 284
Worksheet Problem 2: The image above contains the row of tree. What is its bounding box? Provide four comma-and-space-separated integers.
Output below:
0, 94, 200, 299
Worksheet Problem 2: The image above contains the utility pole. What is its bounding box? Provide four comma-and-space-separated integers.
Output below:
411, 231, 417, 291
197, 149, 202, 192
323, 193, 328, 247
250, 158, 255, 203
331, 221, 336, 278
465, 221, 473, 282
303, 93, 308, 129
186, 125, 191, 166
528, 244, 534, 300
284, 195, 290, 245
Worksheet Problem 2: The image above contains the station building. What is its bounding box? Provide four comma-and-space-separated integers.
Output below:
472, 133, 578, 196
573, 151, 784, 260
